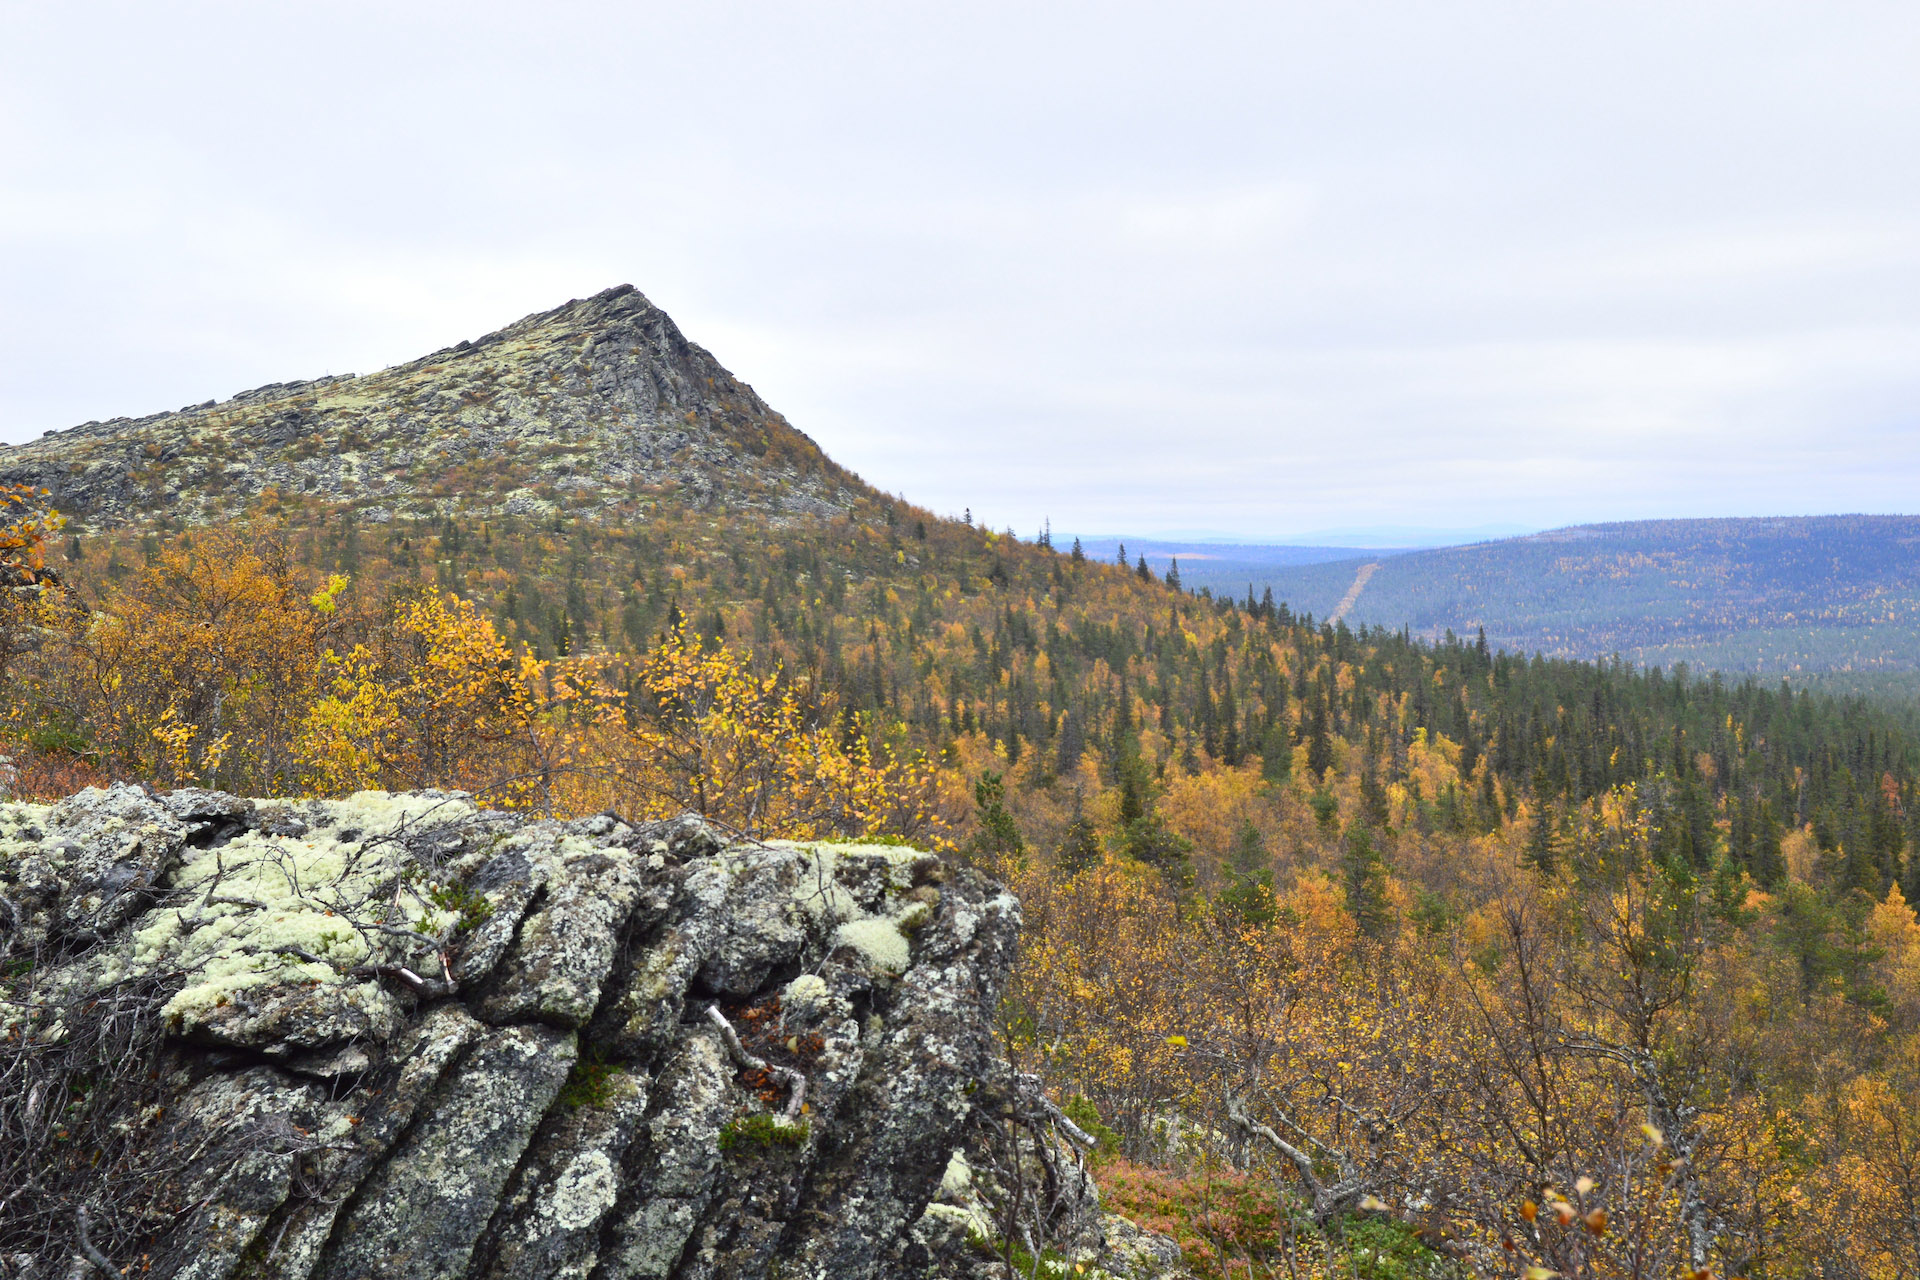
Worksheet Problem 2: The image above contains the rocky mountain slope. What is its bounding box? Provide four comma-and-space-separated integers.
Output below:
0, 786, 1184, 1280
0, 286, 866, 527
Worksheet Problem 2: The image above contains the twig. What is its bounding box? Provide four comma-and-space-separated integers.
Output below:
348, 963, 455, 999
1035, 1096, 1097, 1149
705, 1004, 808, 1120
74, 1206, 113, 1276
362, 923, 444, 947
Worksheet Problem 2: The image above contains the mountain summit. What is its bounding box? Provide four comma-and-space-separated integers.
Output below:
1, 286, 863, 526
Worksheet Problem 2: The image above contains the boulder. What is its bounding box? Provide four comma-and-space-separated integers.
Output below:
0, 786, 1180, 1279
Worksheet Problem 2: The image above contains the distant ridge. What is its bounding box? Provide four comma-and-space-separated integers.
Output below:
1252, 515, 1920, 679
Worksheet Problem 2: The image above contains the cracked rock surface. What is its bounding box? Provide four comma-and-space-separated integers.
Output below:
0, 785, 1073, 1280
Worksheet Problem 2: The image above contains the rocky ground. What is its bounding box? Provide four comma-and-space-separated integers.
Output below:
0, 286, 866, 527
0, 786, 1188, 1280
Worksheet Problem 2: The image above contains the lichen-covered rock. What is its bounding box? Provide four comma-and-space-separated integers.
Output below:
0, 783, 190, 948
313, 1022, 578, 1280
0, 286, 865, 529
1096, 1214, 1193, 1279
0, 786, 1171, 1280
475, 827, 660, 1027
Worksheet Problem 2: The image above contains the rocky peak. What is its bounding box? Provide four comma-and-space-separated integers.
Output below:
0, 286, 868, 527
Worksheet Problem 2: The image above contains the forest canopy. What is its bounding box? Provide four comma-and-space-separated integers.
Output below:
5, 494, 1920, 1278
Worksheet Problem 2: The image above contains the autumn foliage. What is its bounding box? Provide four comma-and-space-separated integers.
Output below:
1, 524, 934, 841
0, 484, 63, 684
11, 508, 1920, 1275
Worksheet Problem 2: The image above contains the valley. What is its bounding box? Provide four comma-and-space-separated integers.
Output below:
1131, 517, 1920, 692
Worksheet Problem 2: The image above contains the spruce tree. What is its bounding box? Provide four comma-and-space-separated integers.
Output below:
1748, 797, 1785, 887
1217, 820, 1276, 927
965, 772, 1025, 862
1055, 803, 1103, 876
1343, 823, 1391, 939
1117, 754, 1146, 829
1122, 809, 1194, 889
1525, 793, 1556, 872
1260, 722, 1293, 783
1056, 709, 1084, 775
1306, 694, 1333, 782
1360, 748, 1390, 827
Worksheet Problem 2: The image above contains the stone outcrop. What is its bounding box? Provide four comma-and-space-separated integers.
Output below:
0, 286, 867, 527
0, 787, 1186, 1280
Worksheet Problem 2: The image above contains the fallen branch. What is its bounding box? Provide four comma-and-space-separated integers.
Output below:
349, 963, 456, 1000
706, 1004, 808, 1120
1035, 1097, 1098, 1149
74, 1206, 113, 1276
205, 895, 271, 911
1227, 1093, 1368, 1224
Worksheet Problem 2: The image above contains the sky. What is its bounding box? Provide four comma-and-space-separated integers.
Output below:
4, 1, 1919, 543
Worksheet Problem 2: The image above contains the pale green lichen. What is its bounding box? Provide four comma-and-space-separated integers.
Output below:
543, 1149, 619, 1230
757, 840, 945, 976
939, 1149, 973, 1198
0, 801, 56, 864
923, 1200, 995, 1240
832, 917, 911, 976
781, 972, 829, 1012
128, 791, 475, 1020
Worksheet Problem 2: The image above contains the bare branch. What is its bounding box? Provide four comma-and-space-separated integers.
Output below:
348, 964, 456, 1000
1035, 1097, 1098, 1149
705, 1004, 808, 1120
1226, 1093, 1326, 1203
73, 1208, 112, 1277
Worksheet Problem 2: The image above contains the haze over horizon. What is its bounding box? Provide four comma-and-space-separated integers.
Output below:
4, 2, 1918, 540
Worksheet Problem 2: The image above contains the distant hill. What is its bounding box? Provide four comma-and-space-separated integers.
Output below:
1070, 537, 1386, 597
15, 296, 1914, 697
0, 284, 865, 527
1247, 516, 1920, 681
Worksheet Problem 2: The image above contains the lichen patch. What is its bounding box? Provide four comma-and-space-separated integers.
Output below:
128, 790, 474, 1022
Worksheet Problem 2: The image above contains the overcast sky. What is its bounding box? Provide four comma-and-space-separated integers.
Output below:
4, 2, 1918, 541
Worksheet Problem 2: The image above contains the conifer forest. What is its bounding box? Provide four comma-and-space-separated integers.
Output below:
8, 475, 1920, 1277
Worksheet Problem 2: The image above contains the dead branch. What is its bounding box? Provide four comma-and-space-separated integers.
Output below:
705, 1004, 808, 1120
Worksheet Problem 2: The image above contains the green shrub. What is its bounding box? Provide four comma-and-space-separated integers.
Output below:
1062, 1095, 1121, 1157
428, 880, 495, 932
